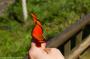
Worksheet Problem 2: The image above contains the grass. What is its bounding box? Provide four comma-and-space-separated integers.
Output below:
0, 57, 23, 59
0, 27, 31, 57
0, 18, 31, 58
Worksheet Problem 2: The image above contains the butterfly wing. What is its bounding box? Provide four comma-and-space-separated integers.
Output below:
31, 13, 46, 47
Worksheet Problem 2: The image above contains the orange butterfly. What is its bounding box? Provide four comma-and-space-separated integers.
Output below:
31, 13, 46, 47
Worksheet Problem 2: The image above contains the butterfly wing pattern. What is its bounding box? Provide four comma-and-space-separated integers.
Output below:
31, 13, 46, 47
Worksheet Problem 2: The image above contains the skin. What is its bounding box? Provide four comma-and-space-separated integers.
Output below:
29, 42, 65, 59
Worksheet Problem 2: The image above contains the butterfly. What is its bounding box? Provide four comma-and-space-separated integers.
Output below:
31, 13, 46, 47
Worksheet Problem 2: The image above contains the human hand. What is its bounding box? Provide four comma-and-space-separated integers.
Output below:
29, 42, 65, 59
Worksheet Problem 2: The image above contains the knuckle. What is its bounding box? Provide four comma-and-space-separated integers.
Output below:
52, 48, 58, 50
51, 48, 60, 52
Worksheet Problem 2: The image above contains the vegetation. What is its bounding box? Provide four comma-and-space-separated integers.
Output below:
0, 0, 90, 58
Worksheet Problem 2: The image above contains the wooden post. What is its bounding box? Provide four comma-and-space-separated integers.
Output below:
76, 30, 83, 45
64, 40, 71, 57
76, 30, 83, 59
66, 35, 90, 59
22, 0, 28, 22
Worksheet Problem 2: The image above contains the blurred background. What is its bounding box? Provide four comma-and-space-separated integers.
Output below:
0, 0, 90, 59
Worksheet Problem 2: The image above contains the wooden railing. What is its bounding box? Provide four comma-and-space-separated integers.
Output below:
0, 0, 15, 16
47, 14, 90, 59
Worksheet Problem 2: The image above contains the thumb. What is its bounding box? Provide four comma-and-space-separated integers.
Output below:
41, 43, 46, 49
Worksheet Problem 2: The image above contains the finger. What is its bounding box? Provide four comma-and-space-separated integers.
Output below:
41, 43, 46, 49
31, 42, 36, 48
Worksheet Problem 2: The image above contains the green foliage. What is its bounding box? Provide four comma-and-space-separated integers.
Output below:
0, 0, 90, 58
